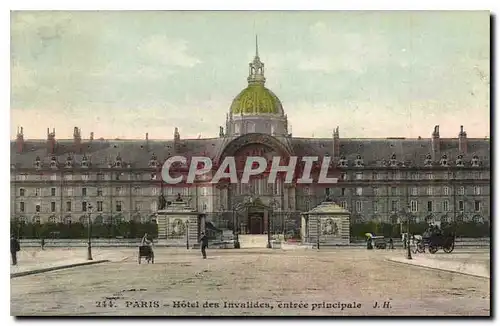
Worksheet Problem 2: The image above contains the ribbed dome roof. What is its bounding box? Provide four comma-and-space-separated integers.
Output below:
230, 84, 284, 115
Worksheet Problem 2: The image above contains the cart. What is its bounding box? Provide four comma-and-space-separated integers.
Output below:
138, 245, 154, 264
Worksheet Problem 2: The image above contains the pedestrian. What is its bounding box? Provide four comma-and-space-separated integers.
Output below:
10, 235, 20, 266
41, 238, 45, 250
388, 237, 394, 249
199, 232, 208, 259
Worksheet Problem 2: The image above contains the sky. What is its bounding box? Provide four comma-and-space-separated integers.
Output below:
10, 11, 490, 140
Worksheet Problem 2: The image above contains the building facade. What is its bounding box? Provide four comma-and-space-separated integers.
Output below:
10, 44, 491, 235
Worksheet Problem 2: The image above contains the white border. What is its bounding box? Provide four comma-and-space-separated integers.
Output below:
3, 2, 497, 325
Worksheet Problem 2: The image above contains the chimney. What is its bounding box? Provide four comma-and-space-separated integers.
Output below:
90, 132, 94, 141
219, 126, 224, 138
145, 133, 149, 150
47, 127, 56, 155
73, 127, 82, 153
458, 125, 467, 154
174, 127, 181, 153
431, 125, 440, 160
333, 126, 340, 159
16, 126, 24, 153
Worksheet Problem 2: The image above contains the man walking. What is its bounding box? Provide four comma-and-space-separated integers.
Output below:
10, 235, 20, 265
199, 232, 208, 259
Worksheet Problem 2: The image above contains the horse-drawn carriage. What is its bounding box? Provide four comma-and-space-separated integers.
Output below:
415, 229, 455, 254
138, 245, 154, 264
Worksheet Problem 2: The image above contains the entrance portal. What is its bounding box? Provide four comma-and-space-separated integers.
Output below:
248, 213, 264, 234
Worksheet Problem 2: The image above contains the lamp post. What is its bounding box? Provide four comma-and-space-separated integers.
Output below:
87, 204, 93, 261
406, 204, 412, 260
186, 220, 189, 249
232, 196, 252, 249
268, 199, 279, 249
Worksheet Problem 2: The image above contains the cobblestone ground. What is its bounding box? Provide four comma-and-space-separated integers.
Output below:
10, 248, 490, 316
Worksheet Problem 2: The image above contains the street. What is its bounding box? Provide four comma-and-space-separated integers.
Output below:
10, 248, 490, 316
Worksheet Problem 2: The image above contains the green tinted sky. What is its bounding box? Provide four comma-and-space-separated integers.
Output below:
11, 11, 490, 139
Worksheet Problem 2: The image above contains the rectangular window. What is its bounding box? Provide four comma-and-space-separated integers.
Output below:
151, 201, 158, 211
411, 172, 419, 180
443, 200, 449, 212
355, 172, 363, 180
67, 188, 73, 196
20, 202, 25, 212
97, 173, 104, 181
97, 188, 103, 196
458, 186, 465, 195
135, 201, 142, 211
373, 187, 379, 196
35, 188, 41, 197
81, 173, 89, 181
341, 188, 346, 196
372, 172, 378, 180
411, 187, 418, 196
475, 201, 481, 212
97, 201, 103, 212
356, 201, 362, 213
66, 201, 72, 212
82, 202, 87, 212
19, 188, 25, 197
35, 204, 41, 213
356, 187, 363, 196
64, 174, 73, 181
391, 187, 397, 196
116, 201, 122, 212
19, 174, 28, 181
410, 200, 418, 213
50, 173, 57, 181
51, 202, 56, 212
426, 172, 433, 180
115, 187, 122, 196
377, 173, 384, 180
133, 187, 141, 195
391, 200, 398, 212
82, 187, 87, 197
135, 173, 142, 180
458, 200, 464, 211
427, 201, 433, 212
152, 187, 159, 196
340, 201, 347, 209
443, 186, 449, 196
473, 186, 481, 195
51, 187, 56, 196
325, 188, 330, 197
426, 187, 433, 196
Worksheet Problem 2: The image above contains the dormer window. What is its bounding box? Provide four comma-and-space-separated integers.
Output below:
389, 153, 397, 167
34, 156, 41, 169
471, 155, 480, 167
81, 154, 89, 168
354, 155, 364, 167
149, 153, 158, 168
65, 155, 73, 168
50, 156, 57, 169
115, 154, 122, 168
424, 154, 433, 167
338, 156, 348, 167
440, 154, 448, 167
456, 154, 464, 167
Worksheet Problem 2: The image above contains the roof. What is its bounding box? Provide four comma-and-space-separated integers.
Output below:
304, 201, 350, 215
230, 84, 284, 116
10, 136, 490, 169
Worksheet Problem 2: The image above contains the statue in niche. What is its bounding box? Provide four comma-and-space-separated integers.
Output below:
175, 193, 183, 202
158, 194, 167, 210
